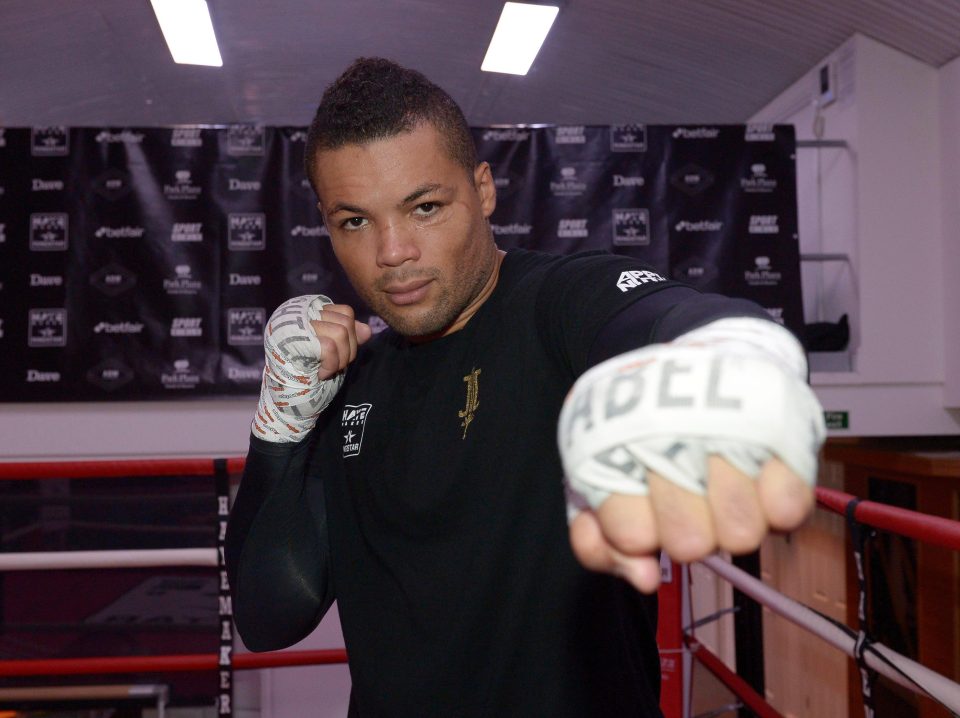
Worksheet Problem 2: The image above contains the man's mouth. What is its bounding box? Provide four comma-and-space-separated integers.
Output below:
382, 278, 433, 306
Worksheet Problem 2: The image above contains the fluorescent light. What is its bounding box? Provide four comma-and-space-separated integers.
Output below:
481, 2, 559, 75
150, 0, 223, 67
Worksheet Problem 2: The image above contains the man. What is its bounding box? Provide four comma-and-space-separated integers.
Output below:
226, 58, 825, 717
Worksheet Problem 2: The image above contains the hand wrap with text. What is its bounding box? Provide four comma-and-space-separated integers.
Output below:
251, 295, 344, 443
558, 318, 826, 514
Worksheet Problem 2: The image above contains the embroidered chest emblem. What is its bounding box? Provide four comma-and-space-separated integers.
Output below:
342, 403, 372, 458
458, 368, 481, 439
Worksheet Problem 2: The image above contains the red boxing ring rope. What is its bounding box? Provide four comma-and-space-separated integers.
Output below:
0, 649, 347, 678
683, 636, 785, 718
0, 458, 246, 480
816, 486, 960, 551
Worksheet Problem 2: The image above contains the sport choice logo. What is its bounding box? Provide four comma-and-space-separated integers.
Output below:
342, 403, 372, 458
89, 263, 137, 297
228, 213, 266, 250
30, 213, 69, 251
555, 126, 586, 144
612, 208, 650, 246
28, 308, 67, 347
616, 269, 666, 293
171, 222, 203, 243
557, 218, 588, 239
31, 127, 69, 156
170, 317, 203, 338
227, 125, 265, 156
171, 127, 203, 147
748, 214, 780, 235
227, 307, 265, 346
745, 124, 776, 142
741, 164, 777, 193
610, 124, 646, 152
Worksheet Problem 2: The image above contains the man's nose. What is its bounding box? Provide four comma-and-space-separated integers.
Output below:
376, 221, 421, 267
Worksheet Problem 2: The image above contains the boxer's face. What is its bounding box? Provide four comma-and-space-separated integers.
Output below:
312, 123, 499, 340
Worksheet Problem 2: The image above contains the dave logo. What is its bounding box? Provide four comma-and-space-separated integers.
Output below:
342, 403, 372, 458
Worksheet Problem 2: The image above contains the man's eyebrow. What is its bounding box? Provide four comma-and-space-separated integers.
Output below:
400, 183, 445, 207
327, 201, 368, 216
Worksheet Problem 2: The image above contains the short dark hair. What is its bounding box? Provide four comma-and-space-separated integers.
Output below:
304, 57, 478, 193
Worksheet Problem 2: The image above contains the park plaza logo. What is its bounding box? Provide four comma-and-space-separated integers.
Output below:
342, 403, 373, 458
229, 273, 261, 286
481, 128, 530, 142
228, 177, 261, 192
162, 358, 201, 390
164, 170, 202, 200
27, 369, 61, 383
93, 320, 144, 335
228, 125, 266, 155
28, 308, 67, 347
745, 256, 782, 287
89, 263, 136, 297
558, 218, 588, 239
612, 208, 650, 246
613, 174, 645, 187
164, 265, 202, 295
616, 269, 666, 293
745, 124, 776, 142
610, 124, 647, 152
550, 166, 587, 197
171, 127, 203, 147
95, 130, 144, 144
555, 126, 586, 144
31, 178, 64, 192
86, 358, 135, 391
229, 213, 266, 250
31, 127, 69, 156
95, 225, 145, 239
227, 307, 266, 346
490, 222, 532, 237
172, 222, 203, 243
748, 214, 780, 234
30, 273, 63, 287
30, 213, 69, 251
291, 224, 328, 238
741, 164, 777, 193
671, 127, 720, 140
171, 317, 203, 338
674, 219, 723, 233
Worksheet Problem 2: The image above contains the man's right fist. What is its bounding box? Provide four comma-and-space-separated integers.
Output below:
252, 295, 372, 442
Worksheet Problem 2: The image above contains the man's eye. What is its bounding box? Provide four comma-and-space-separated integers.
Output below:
341, 217, 367, 230
414, 202, 439, 217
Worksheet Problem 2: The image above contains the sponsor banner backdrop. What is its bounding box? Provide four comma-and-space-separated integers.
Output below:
0, 124, 799, 401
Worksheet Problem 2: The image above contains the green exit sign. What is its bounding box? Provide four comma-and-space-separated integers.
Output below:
824, 411, 849, 429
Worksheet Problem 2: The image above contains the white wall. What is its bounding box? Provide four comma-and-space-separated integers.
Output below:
939, 55, 960, 408
752, 34, 960, 436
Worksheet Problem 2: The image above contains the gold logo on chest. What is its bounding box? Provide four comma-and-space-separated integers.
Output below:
458, 368, 481, 439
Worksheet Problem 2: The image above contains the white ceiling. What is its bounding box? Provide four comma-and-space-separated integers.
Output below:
2, 0, 959, 127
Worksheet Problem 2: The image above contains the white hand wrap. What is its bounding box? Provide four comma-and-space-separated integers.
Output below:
251, 295, 344, 443
558, 318, 826, 514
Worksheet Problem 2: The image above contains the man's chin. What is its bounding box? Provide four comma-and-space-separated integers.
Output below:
377, 307, 452, 340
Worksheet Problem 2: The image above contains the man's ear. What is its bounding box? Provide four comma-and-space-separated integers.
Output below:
474, 161, 497, 219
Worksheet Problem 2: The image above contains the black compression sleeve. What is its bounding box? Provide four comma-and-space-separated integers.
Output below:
587, 288, 775, 365
225, 434, 335, 651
